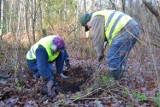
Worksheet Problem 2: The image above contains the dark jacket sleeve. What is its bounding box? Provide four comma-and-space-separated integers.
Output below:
36, 46, 54, 81
64, 49, 70, 61
55, 49, 70, 74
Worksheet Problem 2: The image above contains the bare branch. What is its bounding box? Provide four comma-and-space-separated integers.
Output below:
142, 0, 160, 26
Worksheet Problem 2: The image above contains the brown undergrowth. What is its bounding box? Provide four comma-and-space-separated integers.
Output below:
0, 24, 160, 106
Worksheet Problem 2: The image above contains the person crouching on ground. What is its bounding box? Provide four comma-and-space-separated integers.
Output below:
26, 35, 70, 97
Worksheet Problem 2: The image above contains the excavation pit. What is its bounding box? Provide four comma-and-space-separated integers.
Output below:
56, 65, 94, 93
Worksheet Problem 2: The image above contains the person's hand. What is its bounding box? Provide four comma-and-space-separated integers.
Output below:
47, 80, 54, 97
47, 80, 59, 97
60, 73, 69, 79
65, 60, 70, 70
103, 41, 108, 50
98, 55, 104, 62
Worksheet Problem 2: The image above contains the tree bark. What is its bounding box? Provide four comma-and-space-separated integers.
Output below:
99, 0, 102, 10
0, 0, 3, 37
91, 0, 94, 11
83, 0, 86, 13
143, 0, 160, 27
38, 0, 44, 37
109, 0, 117, 10
0, 0, 2, 54
122, 0, 126, 12
30, 0, 36, 43
24, 0, 28, 34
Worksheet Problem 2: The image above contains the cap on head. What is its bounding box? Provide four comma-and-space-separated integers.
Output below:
80, 13, 92, 27
53, 36, 65, 50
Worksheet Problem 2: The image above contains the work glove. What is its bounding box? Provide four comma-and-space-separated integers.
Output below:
98, 55, 104, 62
47, 80, 54, 97
103, 41, 108, 50
60, 73, 69, 79
47, 80, 59, 97
65, 60, 70, 70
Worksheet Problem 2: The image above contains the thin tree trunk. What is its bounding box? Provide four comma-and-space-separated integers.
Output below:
109, 0, 117, 10
76, 0, 82, 38
24, 0, 31, 45
9, 6, 12, 33
83, 0, 86, 13
14, 0, 21, 78
63, 0, 67, 21
0, 0, 2, 54
122, 0, 126, 12
31, 0, 36, 43
39, 0, 44, 37
99, 0, 102, 10
91, 0, 94, 11
24, 0, 28, 34
0, 0, 2, 22
129, 0, 133, 16
0, 0, 3, 38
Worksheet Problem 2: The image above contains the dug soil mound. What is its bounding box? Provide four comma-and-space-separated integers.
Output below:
56, 65, 94, 93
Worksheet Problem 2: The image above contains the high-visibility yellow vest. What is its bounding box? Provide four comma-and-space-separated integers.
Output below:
92, 10, 132, 45
26, 35, 60, 62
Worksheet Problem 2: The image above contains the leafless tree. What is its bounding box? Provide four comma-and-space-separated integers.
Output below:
83, 0, 87, 12
142, 0, 160, 27
0, 0, 3, 38
122, 0, 126, 12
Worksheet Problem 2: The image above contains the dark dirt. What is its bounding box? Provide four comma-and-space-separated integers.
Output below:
56, 65, 94, 93
40, 64, 95, 95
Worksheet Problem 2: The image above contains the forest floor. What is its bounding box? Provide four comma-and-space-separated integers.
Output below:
0, 57, 160, 107
0, 34, 160, 106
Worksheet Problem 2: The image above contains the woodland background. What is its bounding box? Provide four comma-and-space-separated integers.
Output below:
0, 0, 160, 106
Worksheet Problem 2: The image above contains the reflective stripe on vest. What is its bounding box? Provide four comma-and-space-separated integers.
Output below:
92, 10, 132, 45
27, 45, 36, 60
26, 36, 60, 62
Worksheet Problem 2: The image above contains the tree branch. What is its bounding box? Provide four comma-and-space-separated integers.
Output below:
142, 0, 160, 26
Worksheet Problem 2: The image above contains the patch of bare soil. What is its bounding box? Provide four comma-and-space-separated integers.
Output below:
56, 65, 94, 93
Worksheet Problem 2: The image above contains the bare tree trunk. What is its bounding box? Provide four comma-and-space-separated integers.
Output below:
12, 0, 19, 33
122, 0, 126, 12
99, 0, 102, 10
24, 0, 28, 34
91, 0, 94, 11
129, 0, 133, 16
24, 0, 31, 45
8, 4, 12, 33
143, 0, 160, 27
38, 0, 44, 37
83, 0, 86, 12
0, 0, 2, 22
77, 0, 81, 38
14, 0, 22, 78
63, 0, 67, 21
4, 0, 10, 33
0, 0, 3, 54
0, 0, 3, 38
9, 1, 14, 33
109, 0, 117, 10
30, 0, 36, 43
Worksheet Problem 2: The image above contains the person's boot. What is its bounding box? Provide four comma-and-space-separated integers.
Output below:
110, 70, 124, 80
